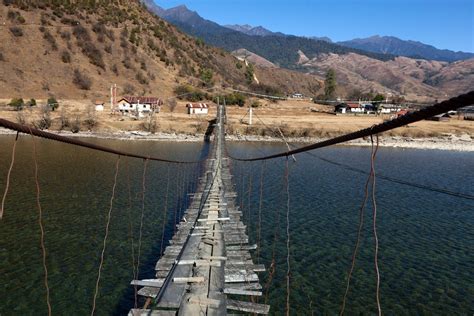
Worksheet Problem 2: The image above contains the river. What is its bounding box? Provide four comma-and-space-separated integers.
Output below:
0, 135, 472, 314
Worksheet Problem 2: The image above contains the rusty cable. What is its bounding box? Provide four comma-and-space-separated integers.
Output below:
136, 159, 149, 287
0, 132, 19, 220
91, 155, 121, 315
30, 130, 52, 316
0, 118, 203, 164
370, 135, 382, 316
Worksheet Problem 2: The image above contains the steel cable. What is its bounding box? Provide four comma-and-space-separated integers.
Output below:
30, 130, 52, 316
0, 118, 204, 164
91, 155, 121, 316
0, 132, 19, 219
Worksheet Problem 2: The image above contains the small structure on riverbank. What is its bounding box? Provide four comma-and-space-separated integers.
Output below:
95, 101, 105, 111
187, 103, 209, 115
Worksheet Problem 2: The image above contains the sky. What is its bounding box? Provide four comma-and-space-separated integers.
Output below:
155, 0, 473, 52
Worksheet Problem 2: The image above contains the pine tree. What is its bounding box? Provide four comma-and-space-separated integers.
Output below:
324, 68, 337, 100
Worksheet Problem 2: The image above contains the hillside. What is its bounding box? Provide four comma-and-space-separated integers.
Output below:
338, 35, 474, 62
0, 1, 323, 100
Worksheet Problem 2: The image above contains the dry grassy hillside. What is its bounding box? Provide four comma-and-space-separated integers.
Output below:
0, 0, 323, 101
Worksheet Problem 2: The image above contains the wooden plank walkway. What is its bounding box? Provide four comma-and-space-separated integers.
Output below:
128, 104, 269, 315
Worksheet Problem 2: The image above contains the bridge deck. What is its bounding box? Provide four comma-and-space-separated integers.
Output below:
128, 105, 269, 315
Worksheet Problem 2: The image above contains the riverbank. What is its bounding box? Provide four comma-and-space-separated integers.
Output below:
1, 127, 472, 151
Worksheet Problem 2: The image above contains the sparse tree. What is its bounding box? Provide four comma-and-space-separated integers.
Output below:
83, 105, 97, 130
59, 107, 70, 130
373, 94, 385, 102
35, 105, 52, 130
324, 68, 337, 100
140, 113, 158, 134
168, 98, 177, 113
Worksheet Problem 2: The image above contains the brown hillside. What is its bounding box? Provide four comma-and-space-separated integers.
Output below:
0, 0, 323, 101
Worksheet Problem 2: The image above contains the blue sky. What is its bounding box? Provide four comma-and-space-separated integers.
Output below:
155, 0, 473, 52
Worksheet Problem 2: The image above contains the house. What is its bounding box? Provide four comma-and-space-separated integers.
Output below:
335, 103, 348, 114
95, 101, 105, 112
380, 104, 402, 114
362, 103, 376, 114
117, 96, 163, 117
291, 93, 304, 99
347, 103, 364, 113
187, 103, 209, 115
427, 113, 450, 122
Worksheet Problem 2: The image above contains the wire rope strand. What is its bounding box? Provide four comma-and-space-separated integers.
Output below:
285, 157, 291, 316
91, 155, 121, 316
160, 164, 171, 256
125, 160, 138, 308
136, 159, 149, 282
30, 131, 52, 316
256, 161, 265, 264
0, 132, 19, 219
370, 135, 382, 316
339, 138, 376, 315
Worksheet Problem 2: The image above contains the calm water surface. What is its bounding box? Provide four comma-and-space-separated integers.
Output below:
0, 135, 472, 315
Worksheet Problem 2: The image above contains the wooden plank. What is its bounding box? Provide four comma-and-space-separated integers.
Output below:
223, 288, 262, 296
137, 287, 160, 298
187, 296, 221, 308
227, 299, 270, 314
130, 279, 164, 287
225, 272, 259, 283
225, 282, 262, 291
173, 277, 205, 284
227, 244, 257, 251
128, 309, 176, 316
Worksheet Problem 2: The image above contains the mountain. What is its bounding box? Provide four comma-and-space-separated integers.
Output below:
225, 24, 284, 37
309, 36, 332, 43
0, 1, 326, 99
338, 35, 474, 62
146, 3, 395, 67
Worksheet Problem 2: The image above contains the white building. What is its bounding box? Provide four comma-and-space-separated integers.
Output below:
187, 103, 209, 115
117, 96, 162, 118
95, 101, 105, 112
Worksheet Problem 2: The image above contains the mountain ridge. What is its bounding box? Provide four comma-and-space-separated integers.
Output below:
338, 35, 474, 62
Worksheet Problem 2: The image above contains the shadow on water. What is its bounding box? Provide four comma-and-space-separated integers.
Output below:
112, 141, 211, 314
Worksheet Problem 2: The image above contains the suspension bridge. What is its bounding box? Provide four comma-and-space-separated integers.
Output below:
0, 91, 473, 315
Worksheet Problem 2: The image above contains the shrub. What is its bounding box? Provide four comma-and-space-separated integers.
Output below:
0, 52, 4, 61
81, 42, 105, 69
123, 83, 135, 95
9, 98, 24, 110
60, 17, 79, 26
104, 44, 112, 54
35, 106, 52, 130
140, 115, 158, 133
70, 116, 81, 133
135, 72, 149, 85
173, 84, 207, 102
47, 97, 59, 111
111, 64, 119, 75
27, 98, 36, 106
61, 50, 71, 63
10, 27, 23, 37
73, 69, 92, 90
60, 31, 71, 40
43, 29, 58, 50
73, 25, 91, 42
